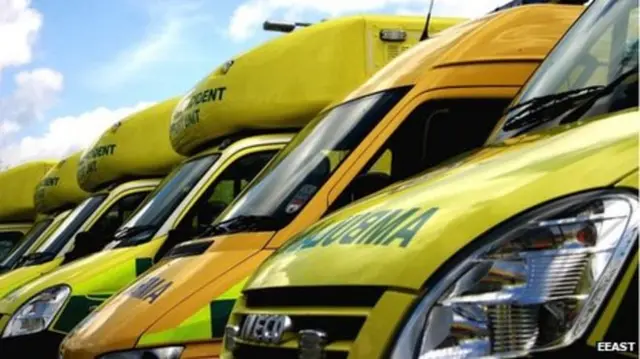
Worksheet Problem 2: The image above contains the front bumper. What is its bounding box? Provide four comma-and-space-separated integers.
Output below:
0, 330, 66, 359
61, 341, 222, 359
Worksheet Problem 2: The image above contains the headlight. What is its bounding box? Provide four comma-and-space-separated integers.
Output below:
97, 347, 183, 359
390, 191, 638, 358
2, 285, 71, 338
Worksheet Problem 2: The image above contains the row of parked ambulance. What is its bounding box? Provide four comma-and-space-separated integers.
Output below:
0, 0, 636, 358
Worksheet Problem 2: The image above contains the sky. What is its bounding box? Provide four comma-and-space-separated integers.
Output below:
0, 0, 511, 167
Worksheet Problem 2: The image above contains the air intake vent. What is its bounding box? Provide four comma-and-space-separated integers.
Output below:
164, 239, 213, 259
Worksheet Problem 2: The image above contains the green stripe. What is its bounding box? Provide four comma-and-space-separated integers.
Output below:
52, 296, 105, 333
210, 299, 235, 338
135, 258, 153, 276
138, 277, 248, 345
139, 304, 212, 346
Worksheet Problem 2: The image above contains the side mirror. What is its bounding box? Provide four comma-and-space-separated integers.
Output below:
63, 231, 110, 264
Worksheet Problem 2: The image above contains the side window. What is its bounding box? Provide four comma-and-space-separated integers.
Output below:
0, 232, 23, 258
89, 191, 149, 235
176, 150, 278, 234
330, 98, 511, 212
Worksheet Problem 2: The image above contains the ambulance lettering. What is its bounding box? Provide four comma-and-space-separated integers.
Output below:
85, 144, 117, 160
128, 276, 173, 304
77, 144, 117, 183
34, 176, 61, 209
283, 207, 438, 253
171, 86, 228, 139
186, 87, 227, 109
41, 176, 60, 187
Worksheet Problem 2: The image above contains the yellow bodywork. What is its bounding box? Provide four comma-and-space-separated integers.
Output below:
8, 151, 94, 259
78, 98, 184, 192
228, 109, 639, 359
0, 160, 55, 222
34, 151, 89, 214
59, 6, 581, 359
9, 14, 466, 354
170, 15, 462, 156
0, 100, 185, 302
0, 152, 90, 280
247, 110, 639, 290
0, 180, 159, 299
0, 160, 57, 269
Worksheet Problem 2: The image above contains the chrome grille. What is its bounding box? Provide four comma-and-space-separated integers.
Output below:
231, 286, 386, 358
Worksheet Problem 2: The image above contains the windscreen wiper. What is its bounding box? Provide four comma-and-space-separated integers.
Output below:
503, 68, 638, 133
115, 224, 158, 238
113, 224, 159, 247
502, 86, 604, 131
201, 215, 283, 237
565, 68, 638, 111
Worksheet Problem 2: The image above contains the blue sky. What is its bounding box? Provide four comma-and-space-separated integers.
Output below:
0, 0, 507, 166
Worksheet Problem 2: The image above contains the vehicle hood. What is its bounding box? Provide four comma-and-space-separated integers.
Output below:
60, 232, 273, 354
247, 110, 639, 292
0, 258, 61, 303
0, 239, 163, 316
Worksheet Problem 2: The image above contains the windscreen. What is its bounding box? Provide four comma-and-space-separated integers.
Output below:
0, 219, 53, 269
35, 195, 107, 256
113, 154, 219, 241
216, 88, 409, 230
488, 0, 638, 143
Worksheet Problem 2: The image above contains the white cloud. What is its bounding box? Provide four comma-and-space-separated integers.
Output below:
0, 120, 19, 136
229, 0, 508, 41
91, 0, 213, 91
0, 0, 42, 77
0, 102, 155, 167
0, 67, 63, 139
12, 68, 63, 118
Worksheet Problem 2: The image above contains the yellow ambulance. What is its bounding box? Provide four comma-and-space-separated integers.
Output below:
0, 161, 55, 262
59, 5, 582, 359
0, 15, 461, 358
225, 1, 639, 358
0, 98, 183, 304
0, 153, 89, 275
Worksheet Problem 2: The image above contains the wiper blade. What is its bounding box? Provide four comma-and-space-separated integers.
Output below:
202, 215, 282, 236
115, 224, 158, 239
503, 68, 638, 133
113, 224, 159, 248
502, 86, 604, 131
571, 68, 638, 108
